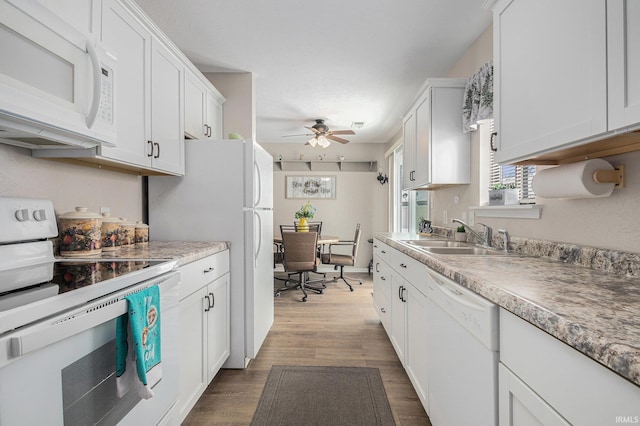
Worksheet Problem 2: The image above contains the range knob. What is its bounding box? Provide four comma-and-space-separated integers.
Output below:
33, 209, 47, 221
15, 208, 29, 222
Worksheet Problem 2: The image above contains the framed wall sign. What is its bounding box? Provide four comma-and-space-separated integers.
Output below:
286, 176, 336, 199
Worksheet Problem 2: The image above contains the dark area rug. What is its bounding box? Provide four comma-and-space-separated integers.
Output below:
251, 365, 396, 426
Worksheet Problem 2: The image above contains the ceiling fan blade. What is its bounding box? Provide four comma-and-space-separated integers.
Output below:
305, 126, 321, 134
282, 133, 314, 137
327, 135, 350, 144
328, 130, 355, 135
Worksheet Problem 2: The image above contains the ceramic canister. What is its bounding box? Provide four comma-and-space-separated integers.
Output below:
58, 207, 103, 256
101, 212, 122, 251
119, 217, 136, 247
135, 221, 149, 245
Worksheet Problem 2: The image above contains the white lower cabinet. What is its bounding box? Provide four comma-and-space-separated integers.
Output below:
373, 239, 430, 414
389, 276, 407, 363
372, 255, 392, 333
500, 309, 640, 426
499, 364, 570, 426
177, 251, 230, 423
404, 283, 429, 412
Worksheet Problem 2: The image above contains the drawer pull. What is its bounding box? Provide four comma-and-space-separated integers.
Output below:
380, 276, 386, 281
381, 250, 386, 254
380, 308, 386, 313
400, 263, 407, 268
203, 267, 214, 273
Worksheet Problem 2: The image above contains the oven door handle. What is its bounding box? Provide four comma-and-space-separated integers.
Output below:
10, 299, 128, 357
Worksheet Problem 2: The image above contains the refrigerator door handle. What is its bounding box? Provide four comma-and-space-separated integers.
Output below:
254, 159, 262, 207
254, 210, 262, 267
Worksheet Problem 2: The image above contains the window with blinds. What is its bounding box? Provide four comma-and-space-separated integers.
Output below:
487, 120, 536, 202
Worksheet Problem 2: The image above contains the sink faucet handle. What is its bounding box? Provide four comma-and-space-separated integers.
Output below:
498, 229, 509, 252
478, 222, 493, 245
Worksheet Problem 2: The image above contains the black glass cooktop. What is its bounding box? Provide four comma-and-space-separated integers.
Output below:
0, 260, 167, 313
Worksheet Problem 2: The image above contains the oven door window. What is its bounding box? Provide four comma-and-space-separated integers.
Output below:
62, 325, 141, 426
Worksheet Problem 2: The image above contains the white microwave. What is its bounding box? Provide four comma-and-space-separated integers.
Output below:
0, 0, 117, 149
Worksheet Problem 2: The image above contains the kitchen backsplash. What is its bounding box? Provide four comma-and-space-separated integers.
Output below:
433, 225, 640, 279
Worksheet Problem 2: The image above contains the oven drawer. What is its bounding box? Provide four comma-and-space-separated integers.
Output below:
179, 250, 230, 300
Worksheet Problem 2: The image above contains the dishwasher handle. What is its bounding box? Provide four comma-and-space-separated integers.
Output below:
427, 270, 487, 312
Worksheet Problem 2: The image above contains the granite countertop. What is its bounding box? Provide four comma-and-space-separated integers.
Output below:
375, 232, 640, 388
56, 241, 230, 267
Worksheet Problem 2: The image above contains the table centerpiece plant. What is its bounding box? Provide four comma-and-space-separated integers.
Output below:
294, 201, 316, 232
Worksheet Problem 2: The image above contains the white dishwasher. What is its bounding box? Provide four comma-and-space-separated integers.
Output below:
425, 269, 499, 426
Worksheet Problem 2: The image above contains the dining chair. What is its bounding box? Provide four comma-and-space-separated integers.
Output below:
276, 227, 324, 302
320, 223, 362, 291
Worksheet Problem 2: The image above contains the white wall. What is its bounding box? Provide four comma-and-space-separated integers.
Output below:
429, 24, 640, 253
0, 144, 143, 221
261, 142, 388, 269
205, 72, 255, 140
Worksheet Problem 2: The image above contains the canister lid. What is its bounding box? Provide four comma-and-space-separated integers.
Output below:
59, 207, 101, 220
101, 212, 121, 223
135, 220, 149, 229
120, 217, 136, 226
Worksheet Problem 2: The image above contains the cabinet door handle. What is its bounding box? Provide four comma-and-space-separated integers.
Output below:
203, 267, 214, 273
398, 285, 404, 300
490, 132, 498, 152
204, 294, 212, 312
153, 142, 160, 159
375, 262, 380, 273
401, 287, 407, 303
147, 140, 154, 157
209, 292, 215, 308
207, 125, 212, 137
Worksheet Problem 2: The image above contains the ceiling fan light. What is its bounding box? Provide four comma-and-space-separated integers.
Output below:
317, 135, 330, 148
307, 137, 317, 147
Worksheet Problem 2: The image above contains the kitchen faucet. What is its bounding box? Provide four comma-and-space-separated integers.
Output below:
452, 219, 493, 247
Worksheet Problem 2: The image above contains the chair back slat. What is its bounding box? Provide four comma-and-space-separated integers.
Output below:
352, 223, 361, 258
294, 221, 322, 234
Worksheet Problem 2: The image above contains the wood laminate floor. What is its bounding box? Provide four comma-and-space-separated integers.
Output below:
183, 272, 431, 425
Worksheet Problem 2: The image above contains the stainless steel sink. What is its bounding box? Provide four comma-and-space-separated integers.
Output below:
422, 246, 507, 255
404, 240, 471, 248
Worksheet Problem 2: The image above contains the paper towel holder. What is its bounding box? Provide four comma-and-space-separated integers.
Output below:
593, 165, 625, 188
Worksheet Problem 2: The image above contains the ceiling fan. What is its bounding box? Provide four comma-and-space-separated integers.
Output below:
283, 119, 355, 148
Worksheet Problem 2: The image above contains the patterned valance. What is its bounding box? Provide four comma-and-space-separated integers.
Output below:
463, 62, 493, 133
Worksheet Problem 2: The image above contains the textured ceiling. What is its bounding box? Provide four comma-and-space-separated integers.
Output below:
134, 0, 492, 144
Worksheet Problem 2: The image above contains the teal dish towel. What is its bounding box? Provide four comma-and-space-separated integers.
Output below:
116, 285, 162, 399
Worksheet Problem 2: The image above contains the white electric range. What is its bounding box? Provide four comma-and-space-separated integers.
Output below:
0, 196, 180, 426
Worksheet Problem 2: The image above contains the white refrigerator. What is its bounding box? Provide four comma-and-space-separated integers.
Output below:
148, 139, 274, 368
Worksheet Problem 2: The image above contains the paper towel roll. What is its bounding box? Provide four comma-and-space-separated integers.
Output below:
531, 159, 616, 199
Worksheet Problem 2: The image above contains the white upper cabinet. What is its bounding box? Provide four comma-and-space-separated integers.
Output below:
148, 38, 184, 174
494, 0, 640, 164
402, 79, 470, 190
607, 0, 640, 130
30, 0, 222, 175
99, 0, 150, 167
101, 0, 183, 175
185, 70, 224, 140
33, 0, 101, 39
